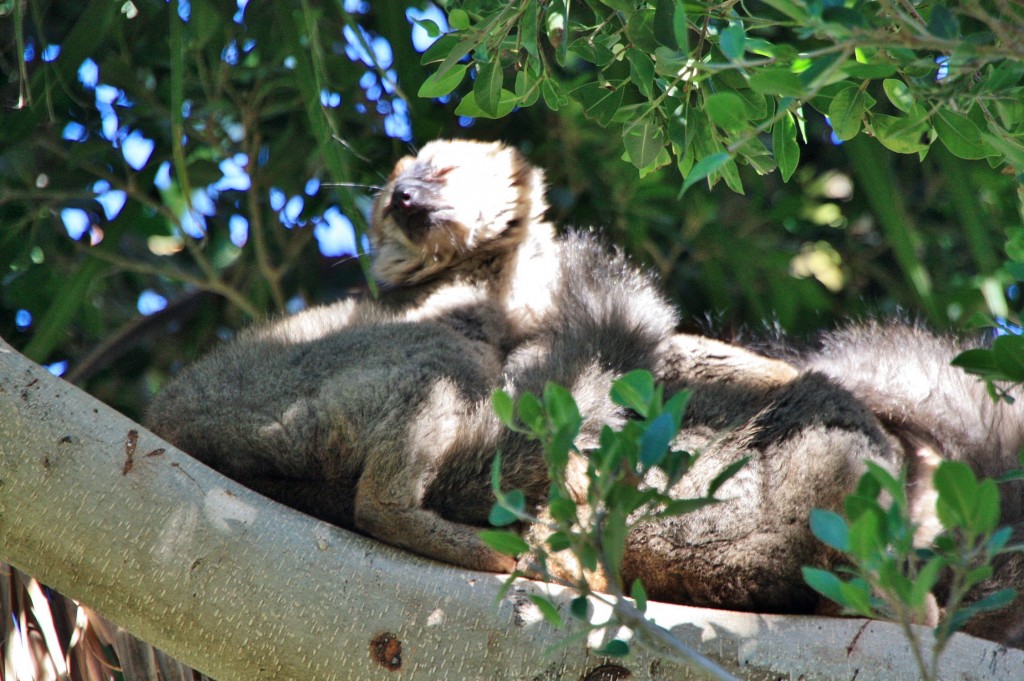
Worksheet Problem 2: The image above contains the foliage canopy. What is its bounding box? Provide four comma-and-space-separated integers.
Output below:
1, 0, 1022, 414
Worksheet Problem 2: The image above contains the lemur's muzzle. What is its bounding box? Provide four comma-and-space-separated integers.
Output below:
387, 178, 434, 238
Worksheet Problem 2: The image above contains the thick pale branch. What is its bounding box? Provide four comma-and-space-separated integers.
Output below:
0, 336, 1020, 680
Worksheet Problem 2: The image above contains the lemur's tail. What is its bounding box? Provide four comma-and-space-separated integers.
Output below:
802, 321, 1024, 499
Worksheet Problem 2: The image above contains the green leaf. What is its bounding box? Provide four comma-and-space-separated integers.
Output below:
981, 61, 1024, 93
518, 392, 545, 432
571, 81, 625, 128
705, 92, 749, 131
418, 63, 469, 98
948, 589, 1016, 634
863, 461, 905, 506
934, 110, 991, 160
570, 595, 591, 620
626, 9, 658, 53
474, 59, 505, 117
837, 578, 875, 617
987, 526, 1014, 554
773, 110, 799, 182
595, 639, 630, 657
663, 390, 691, 429
799, 52, 845, 89
808, 81, 855, 115
1007, 229, 1024, 263
653, 47, 689, 78
882, 79, 914, 113
730, 85, 769, 121
748, 68, 806, 97
454, 89, 517, 119
653, 0, 680, 49
828, 86, 867, 141
544, 382, 581, 431
579, 543, 599, 572
630, 579, 648, 612
934, 461, 978, 528
707, 456, 749, 496
680, 151, 731, 196
974, 478, 1001, 534
611, 370, 655, 416
964, 565, 995, 591
926, 5, 959, 39
870, 113, 929, 154
549, 497, 578, 524
909, 556, 946, 608
759, 0, 809, 22
547, 531, 571, 552
662, 497, 718, 516
521, 1, 539, 57
802, 566, 845, 603
969, 588, 1017, 613
662, 449, 694, 488
489, 489, 525, 526
993, 334, 1024, 381
411, 18, 442, 39
541, 78, 568, 111
810, 509, 850, 551
447, 8, 470, 30
548, 424, 575, 470
639, 411, 675, 467
597, 0, 634, 11
627, 48, 655, 99
951, 348, 1002, 380
433, 35, 479, 77
719, 22, 745, 61
479, 530, 529, 556
623, 117, 666, 169
847, 508, 884, 561
492, 389, 515, 427
841, 63, 897, 79
419, 33, 461, 65
603, 508, 628, 577
528, 595, 564, 629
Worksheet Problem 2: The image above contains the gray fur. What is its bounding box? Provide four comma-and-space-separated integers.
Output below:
146, 140, 677, 573
805, 322, 1024, 643
147, 140, 1024, 646
639, 323, 1024, 644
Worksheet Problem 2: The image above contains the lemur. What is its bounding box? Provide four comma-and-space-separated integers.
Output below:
146, 140, 677, 573
147, 140, 1024, 645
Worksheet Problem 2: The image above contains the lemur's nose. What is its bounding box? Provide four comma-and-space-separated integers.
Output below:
389, 180, 420, 215
386, 179, 432, 237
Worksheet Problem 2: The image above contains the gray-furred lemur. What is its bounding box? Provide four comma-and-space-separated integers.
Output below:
146, 140, 1024, 646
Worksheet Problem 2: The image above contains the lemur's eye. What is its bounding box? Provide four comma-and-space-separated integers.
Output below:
433, 165, 456, 179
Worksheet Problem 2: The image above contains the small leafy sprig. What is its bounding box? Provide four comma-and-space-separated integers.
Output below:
481, 370, 745, 679
804, 459, 1021, 681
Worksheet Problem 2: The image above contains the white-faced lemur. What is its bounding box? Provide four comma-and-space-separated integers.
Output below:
146, 140, 677, 573
146, 140, 1024, 645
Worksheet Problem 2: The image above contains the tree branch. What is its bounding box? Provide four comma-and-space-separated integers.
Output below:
0, 336, 1019, 681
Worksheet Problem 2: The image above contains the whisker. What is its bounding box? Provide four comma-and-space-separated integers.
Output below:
329, 249, 374, 267
330, 135, 389, 181
321, 182, 384, 191
331, 135, 372, 163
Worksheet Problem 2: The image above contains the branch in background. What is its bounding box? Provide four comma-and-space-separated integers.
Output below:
64, 290, 213, 385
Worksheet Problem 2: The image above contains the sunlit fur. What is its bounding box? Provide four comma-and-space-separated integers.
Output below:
147, 141, 1024, 647
623, 321, 1024, 645
146, 140, 678, 574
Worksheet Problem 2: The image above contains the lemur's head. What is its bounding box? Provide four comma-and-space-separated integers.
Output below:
370, 140, 549, 287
